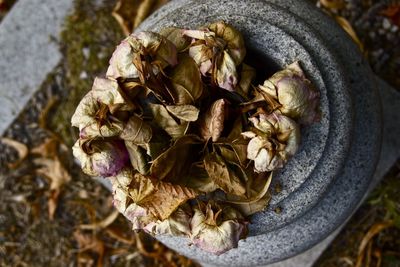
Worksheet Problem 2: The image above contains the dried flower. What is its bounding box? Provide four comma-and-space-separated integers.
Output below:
106, 31, 178, 80
184, 21, 246, 91
190, 202, 247, 255
242, 112, 300, 172
71, 78, 133, 139
259, 61, 320, 125
72, 139, 129, 177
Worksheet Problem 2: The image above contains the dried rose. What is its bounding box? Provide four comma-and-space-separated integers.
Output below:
71, 78, 132, 139
259, 61, 320, 125
143, 206, 192, 236
242, 112, 300, 172
190, 202, 247, 255
184, 21, 246, 91
106, 31, 178, 80
72, 139, 129, 177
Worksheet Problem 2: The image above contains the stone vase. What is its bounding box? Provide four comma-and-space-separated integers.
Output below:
136, 0, 387, 266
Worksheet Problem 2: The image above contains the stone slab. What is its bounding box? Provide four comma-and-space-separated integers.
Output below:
0, 0, 73, 136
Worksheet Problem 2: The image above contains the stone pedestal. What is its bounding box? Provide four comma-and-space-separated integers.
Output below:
134, 0, 399, 266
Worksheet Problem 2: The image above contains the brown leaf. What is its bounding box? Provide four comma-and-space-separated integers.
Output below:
236, 64, 256, 99
121, 170, 198, 220
355, 221, 394, 267
139, 180, 197, 220
34, 156, 72, 219
79, 210, 120, 230
165, 105, 200, 122
73, 230, 105, 267
170, 54, 203, 105
125, 141, 150, 174
334, 16, 364, 52
222, 172, 273, 216
199, 99, 228, 142
159, 27, 190, 52
120, 115, 152, 144
319, 0, 345, 10
149, 103, 189, 139
39, 96, 59, 130
150, 135, 201, 182
112, 0, 169, 36
1, 138, 28, 169
204, 152, 246, 196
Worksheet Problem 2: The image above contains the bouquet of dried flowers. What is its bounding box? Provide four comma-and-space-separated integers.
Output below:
71, 21, 320, 255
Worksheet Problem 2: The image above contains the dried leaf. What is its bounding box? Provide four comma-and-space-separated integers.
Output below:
170, 54, 203, 105
204, 152, 246, 196
319, 0, 345, 10
150, 135, 201, 182
334, 16, 364, 52
120, 115, 152, 144
39, 96, 59, 130
355, 221, 394, 267
159, 27, 190, 52
112, 0, 169, 35
223, 172, 273, 216
149, 103, 189, 139
1, 138, 28, 169
124, 141, 150, 174
115, 169, 197, 220
34, 156, 71, 219
165, 105, 200, 122
183, 163, 218, 193
79, 210, 120, 230
199, 99, 228, 142
236, 64, 256, 99
73, 230, 105, 267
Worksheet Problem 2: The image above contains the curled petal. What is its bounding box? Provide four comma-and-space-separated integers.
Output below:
72, 139, 129, 177
190, 204, 247, 255
244, 113, 300, 172
106, 38, 139, 79
91, 77, 133, 113
107, 32, 178, 80
259, 61, 320, 125
216, 51, 238, 91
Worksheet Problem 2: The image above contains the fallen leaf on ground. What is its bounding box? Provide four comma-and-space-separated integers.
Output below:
79, 210, 120, 230
355, 221, 394, 267
1, 137, 28, 169
112, 0, 169, 36
319, 0, 345, 10
34, 155, 72, 219
74, 230, 106, 267
335, 16, 364, 52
